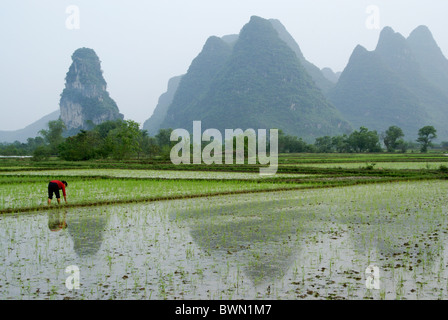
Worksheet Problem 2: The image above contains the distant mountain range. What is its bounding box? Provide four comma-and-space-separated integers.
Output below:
328, 25, 448, 140
145, 16, 351, 142
145, 16, 448, 142
2, 16, 448, 144
0, 110, 60, 143
143, 75, 183, 136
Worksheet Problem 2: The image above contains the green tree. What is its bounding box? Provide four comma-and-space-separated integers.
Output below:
1, 143, 19, 156
331, 135, 351, 153
58, 130, 102, 161
106, 120, 142, 160
383, 126, 404, 152
140, 135, 160, 158
154, 128, 174, 159
92, 120, 123, 158
417, 126, 437, 153
39, 120, 66, 155
155, 128, 174, 148
136, 129, 162, 159
32, 145, 51, 161
347, 127, 382, 153
26, 137, 46, 154
278, 130, 312, 153
396, 139, 409, 153
314, 136, 334, 153
94, 119, 123, 139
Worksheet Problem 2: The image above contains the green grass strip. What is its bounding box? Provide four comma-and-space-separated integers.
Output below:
0, 175, 437, 215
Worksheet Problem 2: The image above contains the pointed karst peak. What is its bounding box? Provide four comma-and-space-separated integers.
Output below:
353, 44, 368, 54
60, 47, 123, 132
66, 47, 106, 89
380, 26, 396, 36
202, 36, 229, 52
409, 25, 432, 39
187, 35, 232, 74
375, 26, 408, 52
406, 24, 448, 93
377, 26, 405, 43
238, 16, 278, 41
72, 47, 100, 60
408, 25, 437, 47
249, 15, 268, 24
374, 27, 417, 67
348, 44, 369, 62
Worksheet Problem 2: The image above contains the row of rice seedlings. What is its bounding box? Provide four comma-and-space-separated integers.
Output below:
297, 161, 448, 170
0, 178, 304, 211
0, 168, 309, 180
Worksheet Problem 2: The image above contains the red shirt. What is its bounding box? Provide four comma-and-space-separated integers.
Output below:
50, 180, 66, 197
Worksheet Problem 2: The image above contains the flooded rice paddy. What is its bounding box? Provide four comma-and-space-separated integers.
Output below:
1, 180, 448, 300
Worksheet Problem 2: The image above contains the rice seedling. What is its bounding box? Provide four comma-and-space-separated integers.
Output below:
0, 176, 308, 212
0, 168, 309, 180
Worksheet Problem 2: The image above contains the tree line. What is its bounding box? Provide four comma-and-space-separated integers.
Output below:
276, 125, 439, 154
0, 120, 444, 160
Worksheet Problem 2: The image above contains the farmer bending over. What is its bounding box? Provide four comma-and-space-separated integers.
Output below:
48, 180, 68, 205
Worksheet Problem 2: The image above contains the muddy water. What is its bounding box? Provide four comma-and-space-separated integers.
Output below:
1, 182, 448, 300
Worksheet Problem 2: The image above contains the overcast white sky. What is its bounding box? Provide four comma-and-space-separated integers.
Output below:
0, 0, 447, 131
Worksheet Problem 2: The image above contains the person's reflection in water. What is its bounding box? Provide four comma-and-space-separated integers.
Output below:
67, 209, 108, 257
48, 210, 68, 232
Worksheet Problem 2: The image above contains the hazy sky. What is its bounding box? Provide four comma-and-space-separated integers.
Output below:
0, 0, 447, 131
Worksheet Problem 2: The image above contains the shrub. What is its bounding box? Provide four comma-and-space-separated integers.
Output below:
32, 145, 51, 161
364, 162, 376, 170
